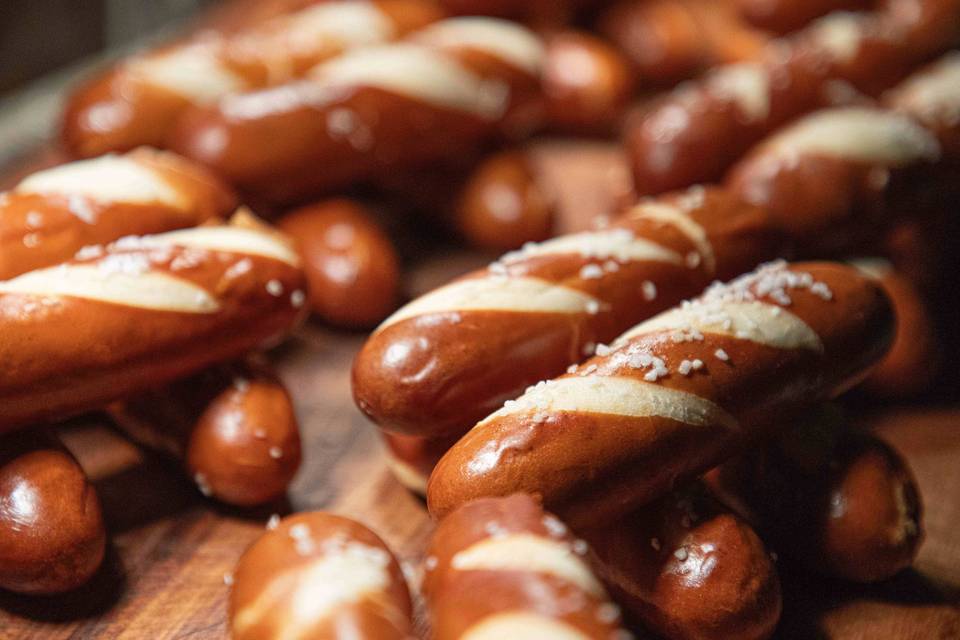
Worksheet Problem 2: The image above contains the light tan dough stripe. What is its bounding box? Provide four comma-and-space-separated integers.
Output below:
618, 300, 824, 352
306, 43, 508, 118
707, 63, 771, 123
461, 613, 591, 640
413, 16, 546, 74
123, 226, 300, 266
888, 52, 960, 123
0, 265, 219, 313
269, 1, 395, 50
501, 229, 684, 266
629, 202, 717, 272
384, 451, 429, 495
766, 107, 941, 164
378, 276, 600, 331
450, 533, 605, 597
809, 12, 867, 63
129, 44, 248, 104
232, 544, 391, 639
16, 155, 187, 208
483, 376, 739, 431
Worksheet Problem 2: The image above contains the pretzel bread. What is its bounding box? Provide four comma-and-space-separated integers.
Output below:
884, 51, 960, 159
734, 0, 870, 33
0, 428, 106, 595
0, 149, 236, 281
582, 484, 782, 640
423, 493, 630, 640
626, 3, 960, 195
278, 199, 401, 328
108, 359, 301, 507
725, 106, 941, 254
169, 17, 546, 203
353, 186, 783, 439
62, 0, 444, 158
0, 211, 306, 433
705, 404, 923, 582
428, 261, 895, 525
230, 512, 413, 639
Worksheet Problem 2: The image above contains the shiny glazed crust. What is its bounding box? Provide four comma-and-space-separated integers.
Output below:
427, 261, 895, 526
353, 186, 783, 440
0, 212, 307, 432
424, 493, 630, 640
230, 512, 414, 639
0, 148, 237, 280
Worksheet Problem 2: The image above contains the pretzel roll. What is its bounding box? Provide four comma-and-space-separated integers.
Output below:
0, 428, 106, 595
706, 404, 923, 582
542, 31, 635, 135
598, 0, 770, 87
735, 0, 870, 33
625, 7, 959, 195
0, 149, 236, 281
62, 0, 444, 158
851, 259, 939, 397
170, 17, 546, 203
353, 186, 783, 439
423, 493, 630, 640
278, 199, 401, 328
581, 484, 782, 640
108, 359, 300, 506
885, 51, 960, 159
0, 212, 306, 433
726, 107, 941, 255
428, 261, 895, 525
435, 0, 584, 27
455, 149, 555, 251
230, 512, 413, 639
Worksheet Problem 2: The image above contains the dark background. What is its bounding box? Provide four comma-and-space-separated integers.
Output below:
0, 0, 215, 96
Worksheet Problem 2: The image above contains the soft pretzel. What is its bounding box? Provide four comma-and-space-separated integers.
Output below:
705, 404, 923, 582
725, 106, 941, 255
0, 148, 236, 281
169, 17, 546, 203
62, 0, 444, 158
278, 198, 401, 328
230, 512, 414, 640
353, 186, 783, 439
884, 51, 960, 158
423, 493, 630, 640
427, 261, 895, 525
0, 427, 106, 595
0, 212, 306, 433
108, 359, 301, 507
582, 483, 782, 640
626, 2, 960, 195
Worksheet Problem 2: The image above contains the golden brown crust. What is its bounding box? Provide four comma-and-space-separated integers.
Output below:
169, 18, 545, 203
705, 405, 923, 582
109, 359, 301, 507
0, 149, 237, 281
424, 494, 629, 639
353, 186, 784, 439
0, 428, 106, 595
427, 261, 895, 526
582, 484, 782, 640
61, 0, 444, 158
278, 199, 401, 328
734, 0, 870, 33
0, 215, 307, 433
626, 1, 960, 195
542, 30, 635, 134
230, 512, 413, 640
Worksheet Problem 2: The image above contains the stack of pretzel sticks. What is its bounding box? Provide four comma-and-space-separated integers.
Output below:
0, 146, 310, 595
347, 40, 960, 640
